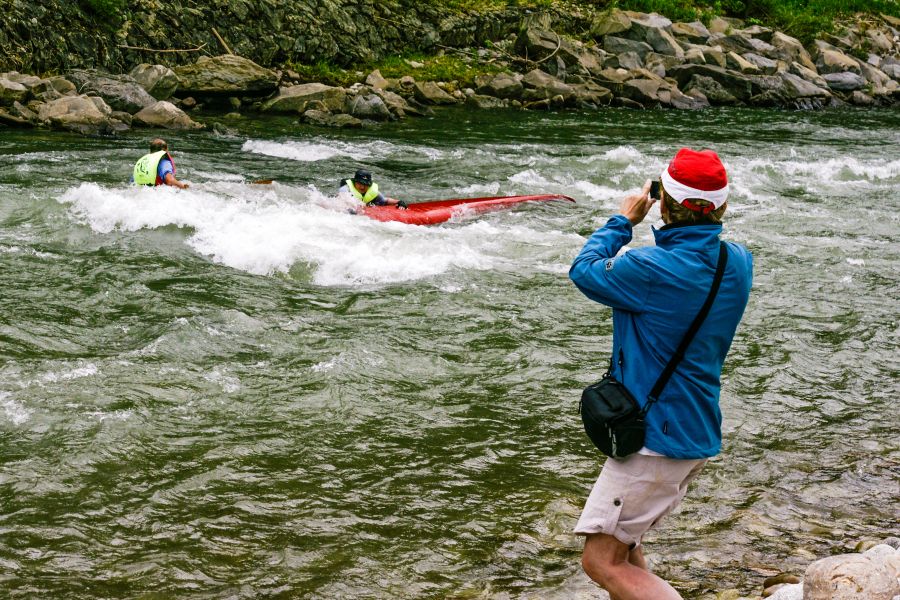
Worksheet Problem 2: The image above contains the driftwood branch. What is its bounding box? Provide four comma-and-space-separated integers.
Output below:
117, 42, 208, 53
211, 28, 233, 55
532, 32, 562, 65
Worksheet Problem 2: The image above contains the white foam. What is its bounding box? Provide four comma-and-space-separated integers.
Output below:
454, 182, 501, 196
242, 139, 361, 162
58, 182, 581, 287
40, 363, 99, 384
1, 391, 31, 426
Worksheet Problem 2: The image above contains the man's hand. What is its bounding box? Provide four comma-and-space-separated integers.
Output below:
396, 200, 408, 210
619, 179, 655, 226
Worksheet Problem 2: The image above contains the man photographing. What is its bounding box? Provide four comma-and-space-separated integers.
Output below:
569, 148, 752, 599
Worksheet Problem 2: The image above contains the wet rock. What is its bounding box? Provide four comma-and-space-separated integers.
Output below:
570, 81, 612, 106
129, 64, 179, 100
173, 55, 277, 96
603, 36, 654, 60
374, 89, 420, 118
780, 72, 830, 98
329, 113, 363, 128
262, 83, 347, 113
346, 93, 392, 121
0, 78, 28, 106
413, 81, 457, 105
613, 96, 644, 109
110, 110, 132, 126
684, 74, 739, 104
823, 72, 867, 91
466, 94, 508, 109
133, 101, 203, 130
672, 21, 711, 44
67, 69, 156, 113
590, 8, 631, 37
804, 553, 900, 600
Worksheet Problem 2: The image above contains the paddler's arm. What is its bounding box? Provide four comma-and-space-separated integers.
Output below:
164, 172, 189, 189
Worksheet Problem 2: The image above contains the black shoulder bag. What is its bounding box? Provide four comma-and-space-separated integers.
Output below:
579, 242, 728, 458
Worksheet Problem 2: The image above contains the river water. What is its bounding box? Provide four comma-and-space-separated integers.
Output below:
1, 108, 898, 599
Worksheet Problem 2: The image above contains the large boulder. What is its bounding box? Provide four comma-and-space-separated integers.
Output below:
742, 53, 779, 75
726, 52, 761, 74
815, 47, 861, 75
0, 78, 28, 106
346, 93, 392, 121
521, 69, 573, 102
671, 21, 711, 44
373, 89, 423, 117
364, 69, 389, 90
466, 94, 508, 109
36, 94, 128, 135
412, 81, 457, 105
716, 33, 758, 55
67, 69, 155, 113
804, 553, 900, 600
684, 74, 740, 105
667, 64, 756, 101
770, 32, 817, 71
133, 101, 203, 129
603, 36, 654, 60
590, 8, 632, 37
173, 55, 277, 96
570, 81, 613, 106
129, 64, 179, 100
262, 83, 347, 113
625, 13, 684, 57
823, 72, 867, 91
475, 73, 523, 99
789, 62, 830, 89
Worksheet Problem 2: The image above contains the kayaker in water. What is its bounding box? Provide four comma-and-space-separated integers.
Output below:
133, 138, 189, 189
339, 169, 407, 209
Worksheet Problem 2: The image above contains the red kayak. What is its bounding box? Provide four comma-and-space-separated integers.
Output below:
360, 194, 575, 225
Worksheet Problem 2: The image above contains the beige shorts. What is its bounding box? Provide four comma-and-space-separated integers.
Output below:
574, 453, 707, 547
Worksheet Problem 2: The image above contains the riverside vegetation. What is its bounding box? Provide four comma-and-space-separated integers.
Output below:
0, 2, 899, 134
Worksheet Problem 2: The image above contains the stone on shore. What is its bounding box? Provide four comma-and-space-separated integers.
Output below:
262, 83, 347, 113
173, 55, 278, 96
823, 72, 867, 91
133, 101, 203, 129
603, 36, 654, 60
521, 69, 573, 102
346, 93, 392, 121
765, 583, 802, 600
590, 8, 631, 37
466, 94, 508, 109
129, 64, 179, 100
770, 32, 817, 71
0, 78, 28, 106
625, 13, 684, 57
36, 94, 128, 135
364, 69, 389, 90
474, 73, 523, 99
672, 21, 712, 44
67, 69, 156, 113
412, 81, 457, 105
803, 552, 900, 600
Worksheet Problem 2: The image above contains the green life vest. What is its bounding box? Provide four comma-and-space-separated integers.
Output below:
344, 179, 380, 204
133, 150, 174, 186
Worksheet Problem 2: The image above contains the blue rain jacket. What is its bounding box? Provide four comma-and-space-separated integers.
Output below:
570, 215, 752, 459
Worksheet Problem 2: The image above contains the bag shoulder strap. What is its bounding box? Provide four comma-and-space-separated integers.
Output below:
641, 241, 728, 416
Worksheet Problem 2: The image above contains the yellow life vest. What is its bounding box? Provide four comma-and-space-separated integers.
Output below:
344, 179, 380, 204
133, 150, 175, 186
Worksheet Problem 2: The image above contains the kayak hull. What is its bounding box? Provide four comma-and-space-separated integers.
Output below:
360, 194, 576, 225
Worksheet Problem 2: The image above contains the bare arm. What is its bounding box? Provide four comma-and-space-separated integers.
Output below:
164, 172, 189, 189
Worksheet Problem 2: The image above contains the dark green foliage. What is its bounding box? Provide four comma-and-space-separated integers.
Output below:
80, 0, 126, 20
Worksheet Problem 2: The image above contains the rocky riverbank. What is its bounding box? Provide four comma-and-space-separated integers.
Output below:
1, 8, 899, 135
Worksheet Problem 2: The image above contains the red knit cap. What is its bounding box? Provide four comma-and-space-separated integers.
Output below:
660, 148, 729, 210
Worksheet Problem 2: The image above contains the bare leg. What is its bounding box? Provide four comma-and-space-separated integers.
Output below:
582, 533, 682, 600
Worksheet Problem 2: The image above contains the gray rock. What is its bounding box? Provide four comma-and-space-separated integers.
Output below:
667, 64, 756, 101
475, 73, 523, 99
590, 8, 631, 37
67, 69, 155, 113
789, 62, 830, 88
365, 69, 389, 90
604, 51, 644, 71
864, 544, 900, 582
0, 78, 28, 106
521, 69, 573, 102
412, 81, 457, 105
603, 36, 654, 60
804, 553, 900, 600
701, 46, 728, 68
884, 63, 900, 81
671, 21, 711, 44
626, 14, 684, 57
466, 94, 508, 109
374, 89, 421, 117
173, 55, 277, 96
684, 48, 707, 65
329, 113, 363, 128
684, 74, 740, 105
882, 537, 900, 550
780, 72, 831, 97
741, 25, 775, 42
570, 81, 612, 106
716, 33, 757, 55
346, 93, 392, 121
823, 72, 867, 91
726, 52, 761, 74
817, 49, 861, 75
129, 64, 179, 100
1, 72, 43, 88
619, 78, 663, 105
133, 101, 203, 130
742, 53, 779, 74
770, 31, 817, 71
262, 83, 347, 113
36, 94, 124, 135
766, 582, 802, 600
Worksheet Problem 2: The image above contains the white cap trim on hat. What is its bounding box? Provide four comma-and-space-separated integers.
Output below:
660, 167, 729, 208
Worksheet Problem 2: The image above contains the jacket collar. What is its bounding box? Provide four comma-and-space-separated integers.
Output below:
652, 223, 722, 250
